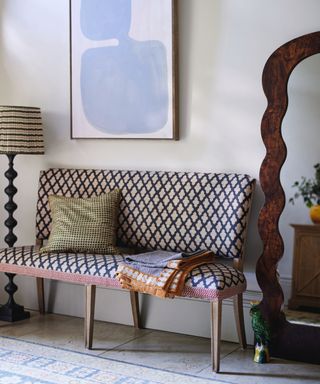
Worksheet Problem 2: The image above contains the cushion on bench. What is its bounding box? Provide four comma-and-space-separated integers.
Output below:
0, 246, 246, 301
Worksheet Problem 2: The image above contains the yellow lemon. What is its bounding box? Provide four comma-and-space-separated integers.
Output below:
310, 205, 320, 224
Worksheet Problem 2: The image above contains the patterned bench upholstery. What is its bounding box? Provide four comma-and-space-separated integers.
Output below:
0, 246, 245, 301
36, 169, 254, 257
0, 168, 255, 373
0, 168, 254, 298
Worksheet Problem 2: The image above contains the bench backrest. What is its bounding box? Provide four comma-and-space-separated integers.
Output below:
36, 168, 255, 259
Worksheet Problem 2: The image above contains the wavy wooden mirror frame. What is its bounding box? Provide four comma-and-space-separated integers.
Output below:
257, 31, 320, 364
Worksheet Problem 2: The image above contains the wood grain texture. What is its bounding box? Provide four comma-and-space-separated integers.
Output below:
84, 285, 96, 349
288, 224, 320, 309
35, 239, 45, 314
130, 291, 141, 329
36, 278, 45, 315
257, 31, 320, 363
210, 300, 222, 373
233, 293, 247, 349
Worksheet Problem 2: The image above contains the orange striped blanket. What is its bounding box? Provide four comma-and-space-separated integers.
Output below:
115, 250, 215, 298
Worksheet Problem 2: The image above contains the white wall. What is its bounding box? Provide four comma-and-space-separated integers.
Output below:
0, 0, 319, 341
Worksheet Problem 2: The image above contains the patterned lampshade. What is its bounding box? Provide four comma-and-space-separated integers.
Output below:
0, 105, 44, 154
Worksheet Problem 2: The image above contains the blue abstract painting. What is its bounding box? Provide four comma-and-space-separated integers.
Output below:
71, 0, 176, 139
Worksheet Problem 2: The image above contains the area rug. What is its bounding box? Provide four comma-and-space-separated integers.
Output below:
0, 336, 228, 384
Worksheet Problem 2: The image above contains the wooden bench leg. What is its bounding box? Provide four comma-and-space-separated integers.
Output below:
36, 277, 45, 314
84, 285, 96, 349
130, 291, 141, 329
211, 300, 222, 373
233, 293, 247, 349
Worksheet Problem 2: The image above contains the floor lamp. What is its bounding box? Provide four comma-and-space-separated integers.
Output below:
0, 105, 44, 321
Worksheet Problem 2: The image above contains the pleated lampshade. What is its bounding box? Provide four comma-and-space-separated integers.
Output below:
0, 105, 44, 154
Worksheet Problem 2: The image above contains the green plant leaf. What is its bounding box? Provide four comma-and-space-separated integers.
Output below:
290, 163, 320, 208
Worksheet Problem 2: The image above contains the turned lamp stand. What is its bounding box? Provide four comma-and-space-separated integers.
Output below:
0, 105, 44, 321
0, 154, 30, 321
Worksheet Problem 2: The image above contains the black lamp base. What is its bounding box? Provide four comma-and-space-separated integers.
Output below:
0, 155, 30, 322
0, 272, 30, 322
0, 303, 30, 322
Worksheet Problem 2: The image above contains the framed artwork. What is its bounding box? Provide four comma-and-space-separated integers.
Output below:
70, 0, 178, 140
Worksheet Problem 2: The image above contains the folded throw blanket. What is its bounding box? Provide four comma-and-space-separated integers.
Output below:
115, 249, 215, 298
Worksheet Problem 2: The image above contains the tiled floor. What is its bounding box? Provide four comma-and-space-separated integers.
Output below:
0, 311, 319, 383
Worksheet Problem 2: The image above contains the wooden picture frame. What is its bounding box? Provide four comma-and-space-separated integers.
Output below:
70, 0, 178, 140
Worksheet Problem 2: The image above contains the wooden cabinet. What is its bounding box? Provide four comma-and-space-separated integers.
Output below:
288, 224, 320, 309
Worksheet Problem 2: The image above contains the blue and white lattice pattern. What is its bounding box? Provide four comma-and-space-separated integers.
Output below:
186, 262, 245, 290
36, 169, 255, 259
0, 246, 246, 295
0, 246, 125, 279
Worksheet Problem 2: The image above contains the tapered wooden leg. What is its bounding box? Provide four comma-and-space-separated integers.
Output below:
233, 293, 247, 349
84, 285, 96, 349
36, 277, 45, 314
211, 300, 222, 373
130, 291, 141, 329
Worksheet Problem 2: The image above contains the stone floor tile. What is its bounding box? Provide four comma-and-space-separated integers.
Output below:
101, 328, 239, 374
198, 348, 320, 384
0, 311, 71, 338
0, 312, 151, 355
1, 312, 319, 383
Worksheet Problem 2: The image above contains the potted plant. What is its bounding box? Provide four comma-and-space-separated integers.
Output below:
289, 163, 320, 224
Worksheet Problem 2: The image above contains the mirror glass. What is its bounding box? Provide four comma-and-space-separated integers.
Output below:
280, 53, 320, 327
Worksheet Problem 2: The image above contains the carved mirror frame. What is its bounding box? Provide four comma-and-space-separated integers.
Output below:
257, 31, 320, 363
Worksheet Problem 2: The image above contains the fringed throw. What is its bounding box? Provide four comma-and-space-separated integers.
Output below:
115, 250, 215, 298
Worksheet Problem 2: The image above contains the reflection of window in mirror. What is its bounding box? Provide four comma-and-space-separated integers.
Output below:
279, 54, 320, 326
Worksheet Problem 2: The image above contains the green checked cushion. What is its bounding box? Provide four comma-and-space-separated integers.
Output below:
40, 190, 121, 255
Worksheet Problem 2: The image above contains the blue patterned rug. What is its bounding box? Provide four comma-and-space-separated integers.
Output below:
0, 336, 228, 384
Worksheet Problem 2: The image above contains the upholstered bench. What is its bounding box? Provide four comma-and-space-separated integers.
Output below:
0, 168, 255, 372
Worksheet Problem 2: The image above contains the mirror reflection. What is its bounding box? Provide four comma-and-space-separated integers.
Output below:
280, 53, 320, 327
